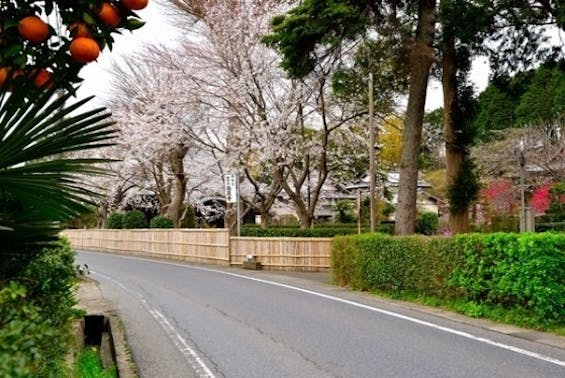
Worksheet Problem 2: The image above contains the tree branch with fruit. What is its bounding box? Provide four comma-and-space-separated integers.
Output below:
0, 0, 148, 92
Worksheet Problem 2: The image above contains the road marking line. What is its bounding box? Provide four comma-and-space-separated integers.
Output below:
91, 270, 216, 378
151, 309, 216, 378
84, 253, 565, 368
200, 268, 565, 368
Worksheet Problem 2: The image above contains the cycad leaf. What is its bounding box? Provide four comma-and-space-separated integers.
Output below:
0, 86, 118, 252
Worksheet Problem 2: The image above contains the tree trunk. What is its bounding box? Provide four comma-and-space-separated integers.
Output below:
442, 38, 469, 233
97, 202, 108, 228
295, 203, 313, 229
259, 209, 273, 228
395, 0, 437, 235
224, 202, 238, 235
166, 144, 188, 227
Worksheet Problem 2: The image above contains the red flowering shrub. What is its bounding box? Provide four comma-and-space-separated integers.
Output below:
531, 183, 553, 215
480, 180, 517, 214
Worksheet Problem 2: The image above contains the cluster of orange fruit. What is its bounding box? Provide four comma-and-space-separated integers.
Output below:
0, 0, 148, 90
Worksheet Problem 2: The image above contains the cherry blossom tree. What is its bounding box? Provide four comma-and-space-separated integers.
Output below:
152, 0, 306, 228
160, 0, 396, 228
101, 60, 220, 227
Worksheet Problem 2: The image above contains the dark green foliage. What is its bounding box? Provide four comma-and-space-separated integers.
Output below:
332, 233, 565, 326
22, 239, 77, 327
122, 210, 147, 229
0, 239, 78, 377
376, 222, 395, 235
514, 64, 565, 125
472, 85, 516, 141
473, 61, 565, 141
416, 212, 439, 235
333, 200, 356, 224
106, 212, 124, 229
241, 224, 395, 237
242, 225, 360, 238
449, 233, 565, 323
150, 215, 174, 229
332, 234, 464, 297
447, 157, 479, 213
331, 37, 408, 112
536, 221, 565, 232
0, 85, 116, 252
262, 0, 376, 78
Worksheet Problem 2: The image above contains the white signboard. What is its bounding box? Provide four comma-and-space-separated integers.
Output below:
224, 174, 237, 203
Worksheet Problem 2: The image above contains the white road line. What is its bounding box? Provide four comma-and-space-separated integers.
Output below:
85, 252, 565, 368
150, 309, 216, 378
91, 270, 216, 378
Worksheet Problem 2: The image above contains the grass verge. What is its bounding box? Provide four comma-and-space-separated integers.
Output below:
373, 290, 565, 337
74, 347, 117, 378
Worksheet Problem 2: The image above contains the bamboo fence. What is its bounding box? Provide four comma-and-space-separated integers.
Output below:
62, 230, 332, 271
230, 237, 332, 272
62, 229, 231, 266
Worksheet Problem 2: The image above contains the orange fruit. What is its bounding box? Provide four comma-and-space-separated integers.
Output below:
0, 67, 9, 88
0, 67, 23, 91
69, 37, 101, 63
18, 16, 50, 44
122, 0, 149, 10
29, 68, 53, 89
97, 3, 121, 27
69, 22, 91, 38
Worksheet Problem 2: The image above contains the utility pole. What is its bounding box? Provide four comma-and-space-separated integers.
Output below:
369, 72, 376, 232
518, 139, 536, 232
519, 140, 526, 232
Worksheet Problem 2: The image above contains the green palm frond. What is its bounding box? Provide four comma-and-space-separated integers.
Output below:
0, 86, 117, 252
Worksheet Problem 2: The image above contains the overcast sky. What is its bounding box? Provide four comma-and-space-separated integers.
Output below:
77, 1, 179, 104
78, 3, 546, 112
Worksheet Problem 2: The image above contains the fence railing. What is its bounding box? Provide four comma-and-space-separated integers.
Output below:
62, 229, 231, 266
231, 237, 332, 271
62, 229, 332, 271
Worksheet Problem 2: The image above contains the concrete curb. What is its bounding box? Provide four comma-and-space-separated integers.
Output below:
75, 278, 137, 377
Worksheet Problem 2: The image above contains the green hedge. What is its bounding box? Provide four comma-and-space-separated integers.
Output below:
333, 234, 463, 297
332, 232, 565, 325
150, 215, 174, 228
536, 221, 565, 232
241, 223, 395, 237
0, 239, 78, 377
122, 210, 147, 229
107, 212, 124, 229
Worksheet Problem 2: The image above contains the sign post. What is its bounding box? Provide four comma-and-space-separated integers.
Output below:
224, 173, 240, 236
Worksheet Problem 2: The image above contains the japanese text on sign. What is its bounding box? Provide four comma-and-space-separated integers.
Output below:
224, 174, 237, 203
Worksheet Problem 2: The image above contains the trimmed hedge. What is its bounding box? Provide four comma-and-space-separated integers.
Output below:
107, 212, 124, 229
536, 221, 565, 232
332, 232, 565, 325
150, 215, 174, 228
241, 223, 395, 237
122, 210, 147, 229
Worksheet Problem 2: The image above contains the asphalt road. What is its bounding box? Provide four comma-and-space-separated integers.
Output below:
77, 251, 565, 378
